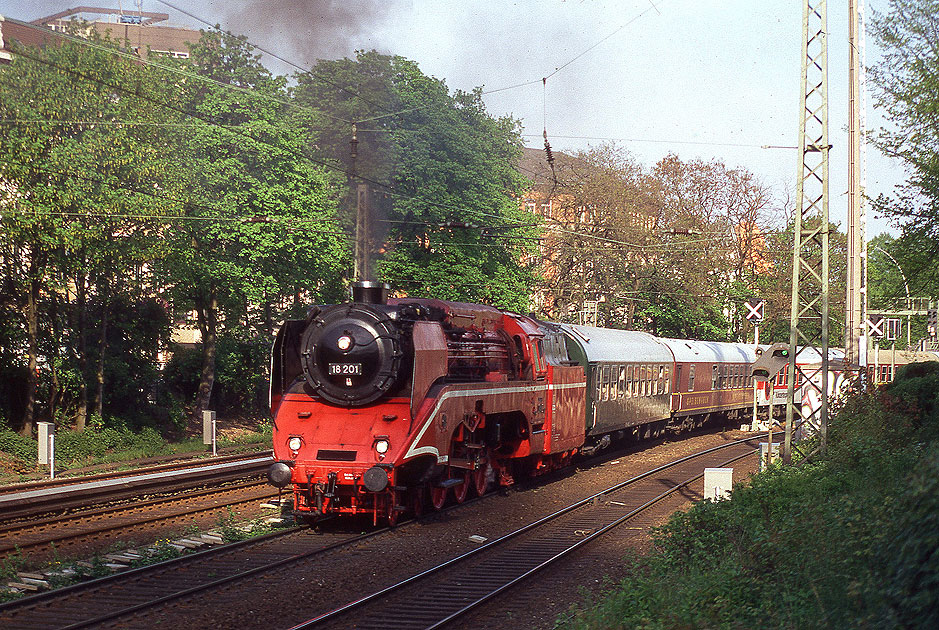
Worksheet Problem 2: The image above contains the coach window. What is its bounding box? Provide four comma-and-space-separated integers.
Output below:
712, 365, 718, 390
658, 365, 665, 394
689, 364, 696, 391
631, 365, 639, 396
602, 365, 611, 401
664, 365, 670, 393
618, 367, 626, 399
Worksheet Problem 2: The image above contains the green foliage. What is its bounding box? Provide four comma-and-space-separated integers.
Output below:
0, 429, 37, 465
881, 361, 939, 436
295, 51, 535, 310
634, 285, 731, 341
869, 1, 939, 298
557, 374, 939, 630
215, 507, 273, 542
53, 426, 167, 466
162, 334, 268, 417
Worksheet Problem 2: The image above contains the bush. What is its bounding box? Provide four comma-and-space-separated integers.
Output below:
0, 429, 37, 466
53, 425, 167, 465
557, 380, 938, 630
882, 360, 939, 438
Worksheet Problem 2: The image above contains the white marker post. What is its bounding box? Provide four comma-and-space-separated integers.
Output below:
202, 410, 217, 456
48, 433, 55, 479
37, 422, 55, 478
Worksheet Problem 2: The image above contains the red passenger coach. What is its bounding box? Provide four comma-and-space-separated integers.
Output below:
267, 283, 586, 525
659, 338, 756, 429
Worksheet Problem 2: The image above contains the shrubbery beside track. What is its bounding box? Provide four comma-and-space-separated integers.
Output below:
558, 362, 939, 630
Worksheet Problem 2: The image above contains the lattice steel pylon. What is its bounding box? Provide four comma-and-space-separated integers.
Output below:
784, 0, 830, 464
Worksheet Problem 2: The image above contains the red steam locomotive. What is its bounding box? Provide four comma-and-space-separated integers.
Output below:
266, 282, 759, 525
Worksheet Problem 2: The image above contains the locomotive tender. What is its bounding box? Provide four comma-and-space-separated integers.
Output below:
266, 282, 759, 524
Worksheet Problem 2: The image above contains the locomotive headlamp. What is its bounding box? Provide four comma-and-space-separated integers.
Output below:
288, 436, 302, 452
374, 439, 390, 455
337, 335, 353, 351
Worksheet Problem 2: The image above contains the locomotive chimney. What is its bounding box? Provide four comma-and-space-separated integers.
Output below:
351, 281, 390, 305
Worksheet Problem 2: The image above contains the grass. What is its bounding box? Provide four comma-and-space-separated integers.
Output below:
555, 364, 939, 630
0, 421, 272, 483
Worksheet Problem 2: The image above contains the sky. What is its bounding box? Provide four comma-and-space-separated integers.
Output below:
1, 0, 908, 237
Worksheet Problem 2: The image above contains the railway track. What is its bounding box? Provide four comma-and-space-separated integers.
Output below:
0, 452, 273, 522
0, 452, 277, 565
0, 435, 760, 630
0, 450, 273, 498
0, 515, 389, 629
292, 436, 759, 630
0, 478, 280, 562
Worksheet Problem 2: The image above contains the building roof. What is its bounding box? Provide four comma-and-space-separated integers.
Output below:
1, 7, 201, 60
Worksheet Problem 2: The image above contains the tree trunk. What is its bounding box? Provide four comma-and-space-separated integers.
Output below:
263, 299, 273, 339
74, 271, 88, 431
194, 286, 218, 419
22, 272, 40, 437
94, 273, 110, 419
48, 293, 61, 421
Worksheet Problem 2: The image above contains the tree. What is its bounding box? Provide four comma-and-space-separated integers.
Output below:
153, 30, 349, 421
530, 147, 776, 340
0, 31, 171, 433
294, 51, 537, 311
870, 0, 939, 293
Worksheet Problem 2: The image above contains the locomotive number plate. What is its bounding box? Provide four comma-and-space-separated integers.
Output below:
328, 363, 362, 376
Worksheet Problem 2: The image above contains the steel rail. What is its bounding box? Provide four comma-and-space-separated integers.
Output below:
0, 479, 278, 558
428, 449, 753, 630
0, 487, 475, 629
0, 456, 271, 521
288, 435, 763, 629
0, 450, 272, 495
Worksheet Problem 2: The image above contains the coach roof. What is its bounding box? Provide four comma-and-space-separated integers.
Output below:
558, 323, 673, 364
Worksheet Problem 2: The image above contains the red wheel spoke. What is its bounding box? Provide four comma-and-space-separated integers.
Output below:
453, 469, 471, 504
473, 460, 489, 497
430, 485, 448, 510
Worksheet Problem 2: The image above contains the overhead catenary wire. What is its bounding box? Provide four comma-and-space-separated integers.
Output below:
346, 0, 674, 126
0, 41, 546, 237
2, 7, 768, 254
521, 133, 786, 150
0, 155, 348, 235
